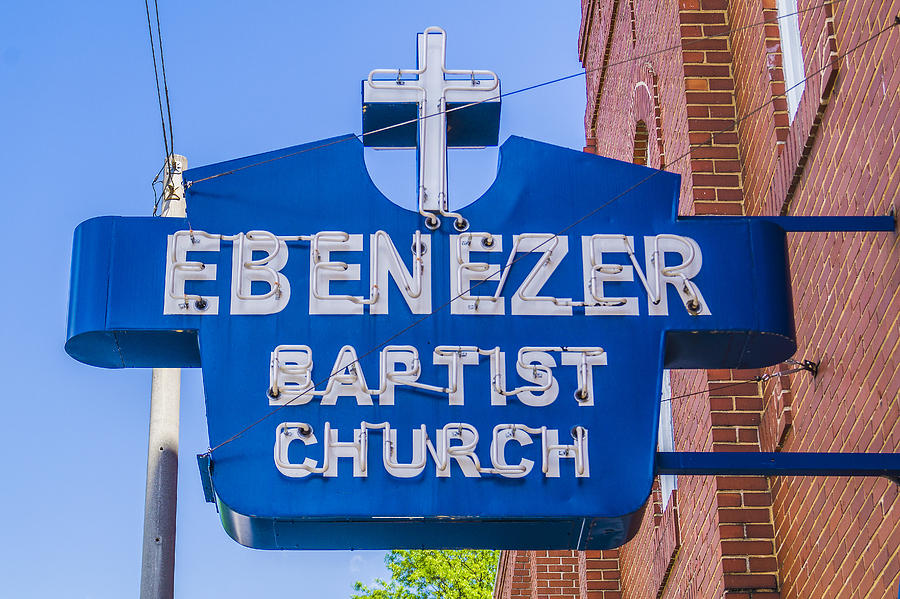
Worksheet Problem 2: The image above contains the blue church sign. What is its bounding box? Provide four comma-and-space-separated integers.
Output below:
65, 132, 802, 549
64, 29, 830, 550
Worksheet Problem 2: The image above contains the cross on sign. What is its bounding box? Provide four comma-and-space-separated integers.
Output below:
362, 27, 501, 230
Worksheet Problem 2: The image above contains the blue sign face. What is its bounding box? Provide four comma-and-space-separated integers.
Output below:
65, 134, 795, 550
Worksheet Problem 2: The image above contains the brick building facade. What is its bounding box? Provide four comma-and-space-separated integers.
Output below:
494, 1, 899, 597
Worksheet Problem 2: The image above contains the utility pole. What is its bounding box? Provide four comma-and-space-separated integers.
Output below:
140, 154, 186, 599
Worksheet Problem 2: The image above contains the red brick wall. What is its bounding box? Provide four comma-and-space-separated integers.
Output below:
495, 1, 899, 597
766, 0, 900, 595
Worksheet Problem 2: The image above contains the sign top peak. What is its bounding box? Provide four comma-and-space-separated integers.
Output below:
362, 27, 502, 231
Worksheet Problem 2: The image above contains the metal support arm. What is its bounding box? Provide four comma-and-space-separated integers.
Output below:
681, 215, 896, 232
657, 451, 900, 483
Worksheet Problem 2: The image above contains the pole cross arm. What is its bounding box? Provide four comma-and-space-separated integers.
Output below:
656, 451, 900, 481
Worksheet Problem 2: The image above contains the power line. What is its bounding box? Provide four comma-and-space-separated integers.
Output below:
203, 14, 897, 456
152, 0, 175, 157
143, 0, 170, 162
144, 0, 176, 191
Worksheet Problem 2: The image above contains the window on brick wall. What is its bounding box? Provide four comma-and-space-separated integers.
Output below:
777, 0, 805, 121
658, 370, 677, 510
633, 120, 649, 166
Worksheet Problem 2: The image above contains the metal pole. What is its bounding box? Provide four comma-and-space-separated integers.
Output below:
141, 154, 187, 599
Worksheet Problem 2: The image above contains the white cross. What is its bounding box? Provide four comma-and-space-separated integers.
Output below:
364, 27, 500, 230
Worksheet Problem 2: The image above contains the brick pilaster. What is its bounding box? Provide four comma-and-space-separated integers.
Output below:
494, 550, 532, 599
708, 369, 781, 598
494, 549, 622, 599
685, 5, 782, 590
679, 0, 744, 215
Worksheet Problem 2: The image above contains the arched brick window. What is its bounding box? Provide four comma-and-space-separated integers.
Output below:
633, 70, 665, 169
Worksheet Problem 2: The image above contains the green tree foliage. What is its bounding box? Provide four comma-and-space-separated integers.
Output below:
352, 550, 499, 599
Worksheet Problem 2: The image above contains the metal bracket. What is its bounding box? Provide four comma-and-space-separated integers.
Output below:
787, 358, 818, 377
756, 358, 818, 382
197, 453, 217, 505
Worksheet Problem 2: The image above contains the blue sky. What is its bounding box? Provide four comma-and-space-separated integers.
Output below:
0, 2, 585, 596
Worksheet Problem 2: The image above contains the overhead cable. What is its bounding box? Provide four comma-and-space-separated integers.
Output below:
152, 0, 175, 157
144, 0, 170, 161
144, 0, 177, 217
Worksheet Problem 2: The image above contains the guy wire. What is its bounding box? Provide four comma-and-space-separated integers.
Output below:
186, 0, 844, 187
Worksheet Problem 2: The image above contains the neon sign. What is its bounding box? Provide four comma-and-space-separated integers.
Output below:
65, 29, 800, 550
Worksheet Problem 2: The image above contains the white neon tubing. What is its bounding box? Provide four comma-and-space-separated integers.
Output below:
541, 426, 587, 476
478, 347, 556, 397
372, 230, 425, 299
488, 424, 542, 474
311, 231, 378, 305
234, 230, 284, 301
